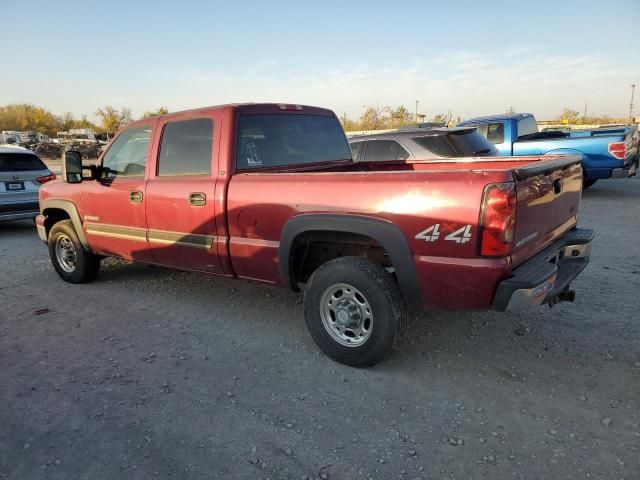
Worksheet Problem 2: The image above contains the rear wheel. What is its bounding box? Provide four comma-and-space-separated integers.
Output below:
583, 178, 597, 188
303, 257, 407, 368
48, 220, 100, 283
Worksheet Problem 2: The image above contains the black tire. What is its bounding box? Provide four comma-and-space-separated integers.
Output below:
48, 220, 100, 283
583, 178, 597, 188
303, 256, 407, 368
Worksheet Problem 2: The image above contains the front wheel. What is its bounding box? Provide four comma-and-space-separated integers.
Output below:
48, 220, 100, 283
303, 257, 407, 368
583, 178, 597, 188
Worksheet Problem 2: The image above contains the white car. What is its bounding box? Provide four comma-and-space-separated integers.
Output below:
0, 145, 56, 222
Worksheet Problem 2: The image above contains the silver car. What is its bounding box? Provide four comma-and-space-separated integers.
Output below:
348, 128, 498, 162
0, 145, 55, 222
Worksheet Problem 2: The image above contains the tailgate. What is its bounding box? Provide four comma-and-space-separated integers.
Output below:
510, 155, 583, 268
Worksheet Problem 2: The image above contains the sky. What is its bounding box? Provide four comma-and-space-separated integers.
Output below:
1, 0, 639, 122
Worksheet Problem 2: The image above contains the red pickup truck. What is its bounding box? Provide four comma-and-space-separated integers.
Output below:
37, 103, 593, 367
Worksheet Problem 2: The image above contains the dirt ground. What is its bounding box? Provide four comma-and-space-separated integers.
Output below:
0, 178, 639, 480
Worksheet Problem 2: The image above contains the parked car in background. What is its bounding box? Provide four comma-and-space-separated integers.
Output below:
348, 127, 498, 162
397, 122, 446, 131
458, 113, 639, 187
0, 145, 56, 222
37, 103, 592, 367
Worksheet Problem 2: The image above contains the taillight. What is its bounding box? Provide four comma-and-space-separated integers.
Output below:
479, 182, 516, 257
36, 173, 57, 184
608, 142, 626, 159
277, 104, 303, 111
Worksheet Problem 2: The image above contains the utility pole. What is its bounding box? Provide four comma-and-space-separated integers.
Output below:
415, 100, 419, 122
584, 101, 587, 118
629, 84, 636, 122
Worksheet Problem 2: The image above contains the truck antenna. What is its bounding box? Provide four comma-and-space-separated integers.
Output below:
629, 84, 636, 122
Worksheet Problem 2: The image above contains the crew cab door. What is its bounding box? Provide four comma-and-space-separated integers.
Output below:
144, 114, 223, 273
80, 123, 156, 261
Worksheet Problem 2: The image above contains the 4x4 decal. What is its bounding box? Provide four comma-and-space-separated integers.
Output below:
415, 224, 473, 244
414, 224, 440, 242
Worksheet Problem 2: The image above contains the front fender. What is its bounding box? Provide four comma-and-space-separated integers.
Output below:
41, 199, 90, 250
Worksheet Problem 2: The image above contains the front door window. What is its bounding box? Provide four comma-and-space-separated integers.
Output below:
102, 126, 151, 178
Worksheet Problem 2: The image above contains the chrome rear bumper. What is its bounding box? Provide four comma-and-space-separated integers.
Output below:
493, 228, 594, 311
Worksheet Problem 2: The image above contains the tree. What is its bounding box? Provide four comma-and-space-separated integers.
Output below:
505, 106, 515, 115
388, 105, 413, 129
142, 107, 169, 118
431, 112, 450, 125
558, 108, 580, 124
58, 112, 76, 131
95, 106, 133, 133
73, 115, 98, 130
358, 105, 386, 131
0, 104, 62, 136
339, 112, 357, 132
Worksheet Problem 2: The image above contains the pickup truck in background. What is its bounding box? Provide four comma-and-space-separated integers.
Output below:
37, 103, 593, 367
458, 113, 639, 187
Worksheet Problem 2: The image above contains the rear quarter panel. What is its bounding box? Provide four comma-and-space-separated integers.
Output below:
226, 168, 513, 308
513, 136, 626, 177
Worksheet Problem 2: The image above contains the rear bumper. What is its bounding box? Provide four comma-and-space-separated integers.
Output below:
611, 158, 638, 178
0, 211, 39, 222
492, 228, 594, 311
587, 156, 638, 179
0, 201, 40, 222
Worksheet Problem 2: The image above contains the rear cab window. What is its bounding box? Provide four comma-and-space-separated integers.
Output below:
411, 130, 497, 157
237, 114, 351, 170
0, 153, 48, 171
157, 118, 214, 176
516, 116, 538, 140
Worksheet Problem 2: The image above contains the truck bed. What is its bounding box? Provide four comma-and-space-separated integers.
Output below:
227, 154, 583, 308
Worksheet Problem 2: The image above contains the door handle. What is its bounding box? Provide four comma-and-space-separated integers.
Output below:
188, 192, 206, 206
553, 179, 563, 194
129, 191, 143, 203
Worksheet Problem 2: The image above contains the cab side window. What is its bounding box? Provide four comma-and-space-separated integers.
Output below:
157, 118, 214, 176
486, 123, 504, 144
363, 140, 410, 162
350, 141, 364, 161
102, 126, 151, 178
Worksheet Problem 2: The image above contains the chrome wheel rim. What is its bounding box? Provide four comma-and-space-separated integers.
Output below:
320, 283, 373, 347
55, 234, 77, 273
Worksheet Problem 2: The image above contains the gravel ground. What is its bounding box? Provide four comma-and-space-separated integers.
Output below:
1, 178, 639, 480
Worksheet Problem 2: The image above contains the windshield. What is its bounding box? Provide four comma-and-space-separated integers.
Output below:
0, 153, 48, 171
237, 114, 351, 169
411, 130, 497, 157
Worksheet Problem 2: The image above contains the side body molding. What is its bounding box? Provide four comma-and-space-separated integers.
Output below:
41, 199, 90, 250
279, 214, 422, 305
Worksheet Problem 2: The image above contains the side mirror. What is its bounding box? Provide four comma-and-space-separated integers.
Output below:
62, 151, 83, 183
